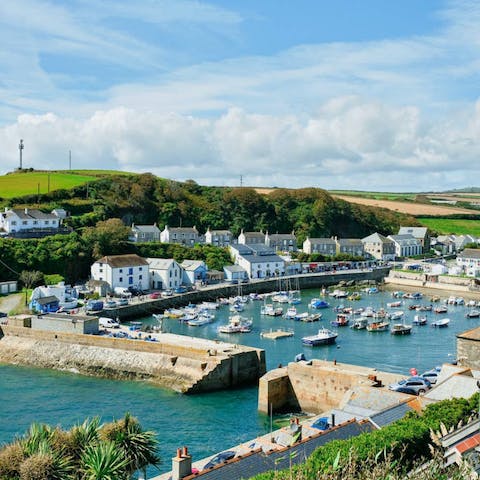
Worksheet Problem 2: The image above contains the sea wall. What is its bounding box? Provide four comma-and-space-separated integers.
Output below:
101, 268, 390, 321
0, 325, 265, 394
258, 360, 403, 414
385, 270, 477, 293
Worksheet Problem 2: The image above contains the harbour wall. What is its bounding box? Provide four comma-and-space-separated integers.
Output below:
100, 268, 390, 321
0, 325, 266, 394
258, 359, 403, 414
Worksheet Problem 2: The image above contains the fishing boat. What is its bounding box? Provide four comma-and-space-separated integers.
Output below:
284, 306, 298, 319
272, 292, 290, 303
390, 323, 412, 335
416, 305, 432, 312
351, 317, 368, 330
434, 306, 448, 314
361, 307, 376, 318
301, 328, 338, 346
293, 312, 309, 321
466, 310, 480, 318
331, 314, 349, 327
309, 299, 330, 309
366, 321, 390, 332
229, 302, 244, 313
329, 289, 348, 299
217, 315, 252, 334
187, 316, 213, 326
413, 315, 427, 325
389, 311, 404, 321
261, 304, 283, 316
301, 313, 322, 322
373, 308, 389, 319
432, 318, 450, 328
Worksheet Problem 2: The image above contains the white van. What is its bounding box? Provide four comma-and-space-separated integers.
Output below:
99, 317, 120, 329
114, 287, 132, 298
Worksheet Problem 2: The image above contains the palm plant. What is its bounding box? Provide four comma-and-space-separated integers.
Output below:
80, 441, 129, 480
100, 413, 160, 477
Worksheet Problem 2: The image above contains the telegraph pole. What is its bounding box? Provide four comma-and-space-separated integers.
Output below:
19, 139, 24, 170
69, 150, 72, 170
240, 175, 243, 187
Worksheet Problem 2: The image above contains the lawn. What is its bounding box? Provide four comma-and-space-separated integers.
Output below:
418, 217, 480, 235
0, 170, 131, 199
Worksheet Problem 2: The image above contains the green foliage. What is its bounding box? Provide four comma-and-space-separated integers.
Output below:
0, 415, 158, 480
417, 217, 480, 236
44, 274, 65, 285
19, 270, 44, 289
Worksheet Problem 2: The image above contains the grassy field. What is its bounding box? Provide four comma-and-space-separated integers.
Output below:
417, 217, 480, 235
0, 170, 132, 199
329, 190, 417, 200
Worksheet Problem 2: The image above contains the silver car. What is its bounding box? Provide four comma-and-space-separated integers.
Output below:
389, 376, 431, 395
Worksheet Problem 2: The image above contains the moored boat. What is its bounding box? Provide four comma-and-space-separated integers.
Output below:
413, 315, 427, 325
390, 323, 412, 335
301, 313, 322, 322
466, 310, 480, 318
309, 299, 330, 309
217, 315, 252, 334
302, 328, 338, 346
351, 317, 368, 330
366, 321, 389, 332
331, 314, 349, 327
432, 318, 450, 328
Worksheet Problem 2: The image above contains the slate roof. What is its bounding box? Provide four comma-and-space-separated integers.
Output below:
95, 254, 149, 268
398, 227, 428, 238
224, 265, 247, 273
268, 233, 296, 240
181, 260, 206, 271
147, 258, 177, 270
306, 237, 336, 244
245, 255, 285, 264
369, 402, 413, 428
207, 229, 232, 235
388, 234, 421, 245
181, 420, 374, 480
132, 224, 160, 233
337, 238, 363, 245
165, 226, 199, 233
457, 248, 480, 260
6, 208, 57, 220
362, 233, 393, 244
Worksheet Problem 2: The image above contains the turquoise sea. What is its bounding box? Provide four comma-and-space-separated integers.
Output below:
0, 288, 476, 475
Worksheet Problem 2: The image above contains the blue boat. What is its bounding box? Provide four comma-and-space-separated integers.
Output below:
309, 299, 330, 309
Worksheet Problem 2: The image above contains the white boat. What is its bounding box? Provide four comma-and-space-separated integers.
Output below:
284, 306, 298, 319
466, 310, 480, 318
301, 313, 322, 322
387, 301, 401, 308
390, 323, 412, 335
261, 304, 283, 316
217, 315, 252, 334
413, 315, 427, 325
272, 292, 290, 303
351, 318, 368, 330
302, 328, 338, 346
389, 311, 404, 321
187, 316, 213, 326
199, 301, 219, 310
366, 321, 389, 332
229, 303, 244, 312
432, 318, 450, 328
329, 289, 348, 298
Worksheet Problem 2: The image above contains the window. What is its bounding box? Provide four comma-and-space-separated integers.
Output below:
22, 221, 27, 225
128, 268, 133, 275
139, 267, 143, 271
11, 221, 16, 225
45, 221, 49, 225
139, 275, 142, 280
129, 277, 133, 285
119, 269, 123, 273
33, 221, 38, 225
119, 277, 123, 282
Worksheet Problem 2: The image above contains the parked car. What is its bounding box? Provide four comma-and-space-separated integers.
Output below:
115, 298, 129, 307
128, 287, 145, 296
174, 286, 187, 294
162, 289, 174, 297
104, 300, 117, 309
203, 450, 236, 470
149, 292, 161, 299
388, 376, 431, 395
421, 367, 441, 385
393, 386, 421, 396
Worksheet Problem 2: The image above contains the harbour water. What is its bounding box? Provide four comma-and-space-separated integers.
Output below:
1, 287, 477, 475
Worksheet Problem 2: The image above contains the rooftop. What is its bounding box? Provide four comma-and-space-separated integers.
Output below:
95, 254, 149, 268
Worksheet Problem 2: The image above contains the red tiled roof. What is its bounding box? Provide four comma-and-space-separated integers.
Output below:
455, 433, 480, 454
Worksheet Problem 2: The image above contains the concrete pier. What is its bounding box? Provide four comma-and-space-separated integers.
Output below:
258, 359, 403, 414
0, 324, 265, 393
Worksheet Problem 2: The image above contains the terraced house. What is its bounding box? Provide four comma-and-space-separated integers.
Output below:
160, 225, 199, 246
362, 233, 395, 261
0, 207, 65, 237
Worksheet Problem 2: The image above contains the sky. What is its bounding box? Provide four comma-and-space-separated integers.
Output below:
1, 0, 480, 191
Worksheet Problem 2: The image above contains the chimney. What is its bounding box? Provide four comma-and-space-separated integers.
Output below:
172, 446, 192, 480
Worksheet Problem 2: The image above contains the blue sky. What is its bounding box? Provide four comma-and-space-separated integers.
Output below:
1, 0, 480, 191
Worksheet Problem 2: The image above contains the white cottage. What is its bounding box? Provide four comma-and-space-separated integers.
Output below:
147, 258, 183, 290
90, 254, 149, 292
160, 226, 200, 246
0, 207, 62, 234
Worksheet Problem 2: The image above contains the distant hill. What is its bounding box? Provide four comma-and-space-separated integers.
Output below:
444, 187, 480, 193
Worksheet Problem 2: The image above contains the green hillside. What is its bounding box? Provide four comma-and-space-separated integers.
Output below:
418, 217, 480, 236
0, 170, 130, 199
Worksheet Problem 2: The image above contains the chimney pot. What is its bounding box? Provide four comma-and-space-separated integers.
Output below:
183, 446, 188, 457
177, 448, 182, 458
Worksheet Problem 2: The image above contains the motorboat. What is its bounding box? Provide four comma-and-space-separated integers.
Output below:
302, 328, 338, 346
284, 306, 298, 319
301, 313, 322, 322
351, 318, 368, 330
389, 311, 404, 321
387, 301, 401, 308
331, 314, 349, 327
413, 315, 427, 325
390, 323, 412, 335
366, 321, 389, 332
432, 318, 450, 328
261, 304, 283, 316
187, 316, 213, 326
466, 310, 480, 318
217, 315, 252, 334
309, 299, 330, 309
329, 289, 348, 299
433, 306, 448, 314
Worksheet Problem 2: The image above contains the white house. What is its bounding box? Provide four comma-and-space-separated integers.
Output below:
398, 227, 430, 253
160, 225, 200, 246
91, 254, 149, 292
388, 234, 423, 258
180, 260, 208, 285
130, 223, 161, 243
456, 248, 480, 277
204, 228, 233, 247
265, 232, 298, 252
0, 207, 62, 234
230, 244, 285, 279
237, 230, 265, 245
302, 237, 337, 256
147, 258, 182, 290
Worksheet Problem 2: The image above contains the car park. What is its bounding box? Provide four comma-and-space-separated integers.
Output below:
388, 376, 431, 395
203, 450, 236, 470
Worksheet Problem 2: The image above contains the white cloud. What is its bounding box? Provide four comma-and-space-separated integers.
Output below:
2, 98, 480, 191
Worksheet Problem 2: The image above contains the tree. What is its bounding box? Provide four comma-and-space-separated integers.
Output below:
82, 218, 131, 259
19, 270, 44, 290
